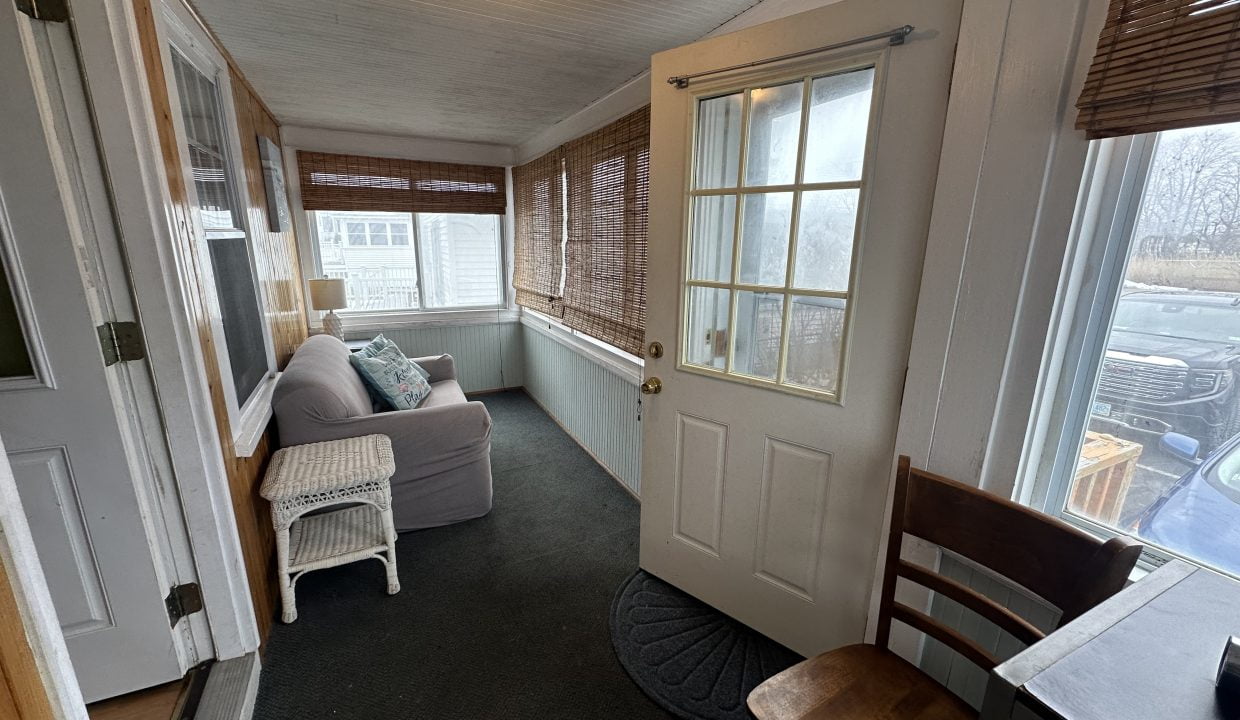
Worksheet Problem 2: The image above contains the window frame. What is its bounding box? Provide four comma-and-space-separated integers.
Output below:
1019, 131, 1196, 574
675, 53, 885, 404
303, 209, 509, 324
158, 0, 278, 457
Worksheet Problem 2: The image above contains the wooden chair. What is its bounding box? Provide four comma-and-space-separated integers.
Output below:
747, 455, 1142, 719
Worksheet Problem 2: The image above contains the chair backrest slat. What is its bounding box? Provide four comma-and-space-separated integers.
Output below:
875, 456, 1142, 672
897, 560, 1045, 646
890, 602, 999, 670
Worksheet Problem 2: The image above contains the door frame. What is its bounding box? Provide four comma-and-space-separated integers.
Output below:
55, 0, 260, 661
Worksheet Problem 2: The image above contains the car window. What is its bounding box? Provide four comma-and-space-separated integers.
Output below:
1113, 298, 1240, 344
1209, 442, 1240, 493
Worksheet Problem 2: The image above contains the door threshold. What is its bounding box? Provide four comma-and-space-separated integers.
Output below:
193, 652, 260, 720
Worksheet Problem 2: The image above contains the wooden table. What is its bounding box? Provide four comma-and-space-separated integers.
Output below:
982, 561, 1240, 720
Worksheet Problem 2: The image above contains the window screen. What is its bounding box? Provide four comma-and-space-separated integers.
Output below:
207, 236, 270, 402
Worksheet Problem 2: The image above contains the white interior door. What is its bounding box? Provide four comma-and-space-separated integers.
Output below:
0, 5, 183, 702
640, 0, 962, 657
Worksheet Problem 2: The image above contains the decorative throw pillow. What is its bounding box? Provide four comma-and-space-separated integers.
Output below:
358, 335, 430, 379
349, 342, 432, 411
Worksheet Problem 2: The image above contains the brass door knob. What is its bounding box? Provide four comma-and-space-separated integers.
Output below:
640, 377, 663, 395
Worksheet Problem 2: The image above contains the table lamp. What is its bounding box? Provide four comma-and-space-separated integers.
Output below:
308, 278, 347, 340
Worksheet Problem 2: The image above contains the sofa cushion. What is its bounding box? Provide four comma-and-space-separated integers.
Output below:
350, 342, 432, 410
419, 379, 467, 409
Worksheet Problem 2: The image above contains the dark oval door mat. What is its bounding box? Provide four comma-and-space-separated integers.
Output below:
609, 570, 802, 720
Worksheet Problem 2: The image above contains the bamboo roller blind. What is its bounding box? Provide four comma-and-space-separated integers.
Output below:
512, 149, 565, 317
298, 151, 506, 214
1077, 0, 1240, 138
562, 107, 650, 357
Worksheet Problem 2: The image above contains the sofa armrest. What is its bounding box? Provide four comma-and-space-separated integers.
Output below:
412, 354, 456, 383
314, 400, 490, 468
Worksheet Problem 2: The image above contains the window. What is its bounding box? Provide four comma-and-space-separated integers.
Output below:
1032, 123, 1240, 579
310, 210, 502, 313
166, 44, 274, 419
681, 66, 875, 399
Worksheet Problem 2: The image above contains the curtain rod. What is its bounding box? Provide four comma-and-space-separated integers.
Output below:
667, 25, 914, 89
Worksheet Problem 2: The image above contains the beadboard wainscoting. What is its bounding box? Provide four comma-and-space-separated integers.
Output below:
917, 553, 1061, 710
345, 320, 524, 394
521, 317, 643, 496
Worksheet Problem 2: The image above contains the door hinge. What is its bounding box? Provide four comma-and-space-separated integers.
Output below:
165, 583, 204, 627
97, 321, 146, 366
14, 0, 68, 22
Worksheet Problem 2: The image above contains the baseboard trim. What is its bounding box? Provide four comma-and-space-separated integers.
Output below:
464, 386, 525, 398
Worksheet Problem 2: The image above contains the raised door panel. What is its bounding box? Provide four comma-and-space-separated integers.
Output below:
673, 413, 728, 556
753, 438, 832, 601
8, 447, 111, 637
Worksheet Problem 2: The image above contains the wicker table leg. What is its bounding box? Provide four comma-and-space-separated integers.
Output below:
382, 506, 400, 595
274, 519, 298, 623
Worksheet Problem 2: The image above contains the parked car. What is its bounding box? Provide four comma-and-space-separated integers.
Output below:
1136, 431, 1240, 577
1093, 290, 1240, 450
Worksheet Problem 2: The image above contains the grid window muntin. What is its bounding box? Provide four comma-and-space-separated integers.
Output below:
679, 59, 880, 401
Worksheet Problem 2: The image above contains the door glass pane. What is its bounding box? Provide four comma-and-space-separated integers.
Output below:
1064, 123, 1240, 578
785, 296, 845, 394
0, 261, 33, 378
685, 286, 731, 369
689, 195, 737, 282
804, 68, 875, 184
732, 291, 783, 379
169, 50, 241, 231
417, 213, 502, 308
745, 82, 803, 187
695, 93, 744, 189
739, 192, 793, 286
681, 67, 872, 398
314, 211, 420, 311
793, 189, 859, 291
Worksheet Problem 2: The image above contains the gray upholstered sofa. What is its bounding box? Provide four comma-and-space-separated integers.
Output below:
272, 334, 493, 531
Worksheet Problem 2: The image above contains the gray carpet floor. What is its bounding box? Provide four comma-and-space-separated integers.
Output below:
253, 390, 673, 719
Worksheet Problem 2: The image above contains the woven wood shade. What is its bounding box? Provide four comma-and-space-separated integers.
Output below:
298, 151, 505, 214
512, 149, 565, 317
1077, 0, 1240, 138
562, 107, 650, 357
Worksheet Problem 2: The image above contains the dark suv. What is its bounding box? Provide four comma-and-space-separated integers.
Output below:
1092, 290, 1240, 450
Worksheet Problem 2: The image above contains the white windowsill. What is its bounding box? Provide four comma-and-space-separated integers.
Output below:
309, 307, 521, 334
232, 372, 280, 458
520, 311, 643, 385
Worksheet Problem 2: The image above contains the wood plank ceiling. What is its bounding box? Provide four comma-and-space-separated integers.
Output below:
189, 0, 762, 146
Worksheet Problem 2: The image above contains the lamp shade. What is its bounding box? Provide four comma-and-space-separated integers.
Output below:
307, 278, 347, 311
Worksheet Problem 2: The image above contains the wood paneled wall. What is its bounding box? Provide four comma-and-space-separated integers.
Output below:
132, 0, 308, 643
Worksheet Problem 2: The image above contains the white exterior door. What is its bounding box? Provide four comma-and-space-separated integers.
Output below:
0, 6, 183, 702
641, 0, 962, 657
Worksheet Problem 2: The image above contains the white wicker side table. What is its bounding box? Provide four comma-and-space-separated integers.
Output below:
260, 434, 399, 623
